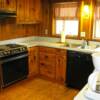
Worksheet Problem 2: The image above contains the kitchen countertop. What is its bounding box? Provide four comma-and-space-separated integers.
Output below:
17, 40, 100, 54
0, 36, 99, 53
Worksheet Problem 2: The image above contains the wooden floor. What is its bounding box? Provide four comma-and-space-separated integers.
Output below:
0, 78, 79, 100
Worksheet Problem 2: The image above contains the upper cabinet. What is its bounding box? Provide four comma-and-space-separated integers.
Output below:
0, 0, 16, 11
17, 0, 42, 24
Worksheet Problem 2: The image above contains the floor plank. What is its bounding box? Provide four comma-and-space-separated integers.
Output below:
0, 78, 79, 100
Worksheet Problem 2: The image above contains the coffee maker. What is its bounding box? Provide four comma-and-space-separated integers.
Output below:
84, 53, 100, 100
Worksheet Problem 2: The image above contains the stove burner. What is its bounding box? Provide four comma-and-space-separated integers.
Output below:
0, 44, 27, 58
5, 44, 22, 48
0, 49, 5, 51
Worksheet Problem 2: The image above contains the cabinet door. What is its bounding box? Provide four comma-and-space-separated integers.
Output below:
0, 0, 3, 8
56, 55, 66, 84
5, 0, 16, 11
39, 61, 56, 79
0, 0, 16, 11
24, 0, 29, 22
17, 0, 41, 24
33, 0, 42, 22
29, 0, 42, 23
29, 0, 35, 22
28, 47, 39, 77
17, 0, 25, 23
39, 52, 56, 79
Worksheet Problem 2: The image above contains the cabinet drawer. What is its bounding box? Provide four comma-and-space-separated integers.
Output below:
39, 62, 56, 79
39, 61, 56, 68
39, 46, 56, 54
56, 49, 66, 56
39, 52, 55, 62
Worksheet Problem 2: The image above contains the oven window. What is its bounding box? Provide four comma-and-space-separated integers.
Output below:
1, 54, 28, 87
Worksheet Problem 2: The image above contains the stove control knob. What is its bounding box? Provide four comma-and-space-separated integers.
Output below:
20, 48, 26, 52
3, 51, 10, 55
6, 51, 10, 55
4, 52, 8, 55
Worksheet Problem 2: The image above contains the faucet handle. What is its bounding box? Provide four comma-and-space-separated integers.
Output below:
81, 39, 88, 49
96, 44, 100, 48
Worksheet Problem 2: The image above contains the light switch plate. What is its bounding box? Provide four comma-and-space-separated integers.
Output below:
80, 32, 85, 37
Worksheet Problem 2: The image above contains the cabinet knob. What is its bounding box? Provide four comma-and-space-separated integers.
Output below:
60, 77, 64, 81
34, 56, 36, 60
47, 70, 52, 74
6, 0, 9, 5
45, 55, 48, 59
40, 63, 45, 66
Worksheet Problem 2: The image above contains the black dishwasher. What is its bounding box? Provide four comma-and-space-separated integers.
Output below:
66, 50, 94, 89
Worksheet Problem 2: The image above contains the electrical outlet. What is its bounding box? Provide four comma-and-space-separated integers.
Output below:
81, 32, 85, 37
45, 29, 48, 35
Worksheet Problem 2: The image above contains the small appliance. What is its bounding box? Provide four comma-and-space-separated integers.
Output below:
84, 52, 100, 100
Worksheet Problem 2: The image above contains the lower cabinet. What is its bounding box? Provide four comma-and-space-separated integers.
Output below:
28, 47, 39, 77
39, 47, 56, 79
28, 46, 67, 84
39, 46, 67, 84
56, 49, 67, 84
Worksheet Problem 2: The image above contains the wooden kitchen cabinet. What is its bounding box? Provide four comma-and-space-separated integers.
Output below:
39, 46, 56, 79
56, 49, 67, 84
17, 0, 42, 24
28, 47, 39, 77
0, 0, 16, 11
17, 0, 25, 23
39, 46, 67, 84
29, 0, 42, 23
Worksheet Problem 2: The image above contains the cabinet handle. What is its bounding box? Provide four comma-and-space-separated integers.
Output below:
58, 59, 60, 63
77, 55, 81, 58
6, 0, 9, 5
60, 77, 64, 81
45, 55, 48, 59
47, 70, 52, 74
40, 63, 45, 66
34, 56, 36, 60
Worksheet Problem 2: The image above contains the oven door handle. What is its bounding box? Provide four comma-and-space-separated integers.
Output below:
1, 54, 28, 63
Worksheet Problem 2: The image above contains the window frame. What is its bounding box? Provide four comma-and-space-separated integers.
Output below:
93, 3, 100, 41
52, 2, 80, 39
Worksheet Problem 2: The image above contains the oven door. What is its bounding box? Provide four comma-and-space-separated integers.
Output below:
0, 53, 28, 88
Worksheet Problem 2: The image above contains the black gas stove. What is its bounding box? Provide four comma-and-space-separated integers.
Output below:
0, 43, 28, 88
0, 44, 27, 58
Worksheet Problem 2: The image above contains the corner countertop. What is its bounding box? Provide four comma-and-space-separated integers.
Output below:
17, 40, 100, 54
0, 36, 99, 53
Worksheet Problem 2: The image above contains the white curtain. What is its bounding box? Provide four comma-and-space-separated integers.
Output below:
53, 2, 79, 19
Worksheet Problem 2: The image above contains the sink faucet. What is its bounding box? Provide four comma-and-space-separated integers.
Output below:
96, 44, 100, 48
81, 39, 88, 49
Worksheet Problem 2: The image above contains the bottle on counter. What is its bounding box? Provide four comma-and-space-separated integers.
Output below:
61, 31, 66, 43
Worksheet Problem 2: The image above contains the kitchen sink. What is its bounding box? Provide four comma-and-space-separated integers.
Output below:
78, 45, 96, 50
94, 47, 100, 52
55, 42, 81, 48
